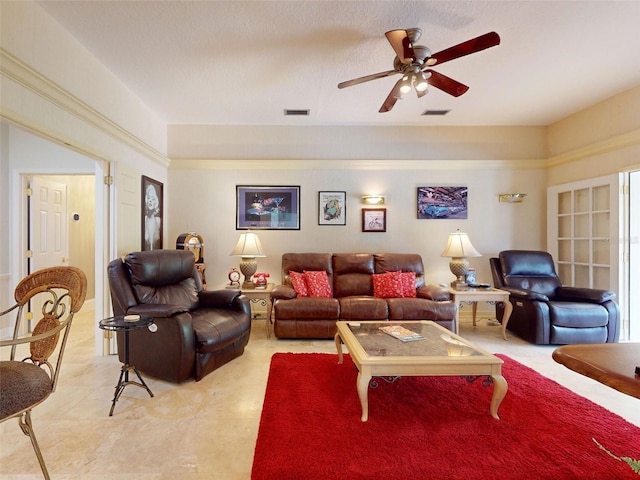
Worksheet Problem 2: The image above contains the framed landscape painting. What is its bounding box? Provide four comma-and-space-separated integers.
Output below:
236, 185, 300, 230
318, 191, 346, 225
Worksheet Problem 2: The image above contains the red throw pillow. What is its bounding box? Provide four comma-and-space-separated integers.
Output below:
303, 270, 332, 298
289, 271, 309, 297
373, 271, 403, 298
400, 272, 417, 298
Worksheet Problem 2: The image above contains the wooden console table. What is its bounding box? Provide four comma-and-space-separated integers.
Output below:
552, 343, 640, 399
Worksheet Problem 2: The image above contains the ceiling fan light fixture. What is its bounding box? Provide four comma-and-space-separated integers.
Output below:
414, 72, 429, 92
399, 75, 412, 94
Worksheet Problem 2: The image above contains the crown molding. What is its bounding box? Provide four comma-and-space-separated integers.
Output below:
0, 48, 169, 167
168, 158, 546, 171
545, 129, 640, 168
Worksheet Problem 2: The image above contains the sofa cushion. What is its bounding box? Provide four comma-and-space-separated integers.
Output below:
339, 296, 389, 320
333, 254, 375, 297
289, 271, 309, 297
374, 253, 427, 288
387, 298, 457, 321
304, 271, 332, 297
373, 271, 403, 298
400, 272, 417, 298
274, 297, 340, 320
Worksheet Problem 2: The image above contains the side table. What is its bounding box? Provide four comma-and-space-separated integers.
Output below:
447, 287, 513, 340
99, 315, 155, 416
238, 283, 274, 338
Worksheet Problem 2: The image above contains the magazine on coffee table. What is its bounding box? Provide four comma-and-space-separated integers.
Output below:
379, 325, 424, 342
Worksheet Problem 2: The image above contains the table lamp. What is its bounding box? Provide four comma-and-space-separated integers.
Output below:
440, 229, 481, 289
230, 231, 266, 289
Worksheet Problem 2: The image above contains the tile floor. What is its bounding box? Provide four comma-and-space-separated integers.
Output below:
1, 310, 638, 479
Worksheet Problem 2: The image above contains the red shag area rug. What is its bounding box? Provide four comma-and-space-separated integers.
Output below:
251, 353, 640, 480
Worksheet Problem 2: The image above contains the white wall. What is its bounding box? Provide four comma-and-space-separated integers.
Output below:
168, 162, 546, 288
547, 85, 640, 185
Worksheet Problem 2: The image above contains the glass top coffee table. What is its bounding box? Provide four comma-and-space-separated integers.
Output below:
334, 320, 508, 422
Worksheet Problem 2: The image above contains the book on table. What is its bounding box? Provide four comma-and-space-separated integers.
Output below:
379, 325, 424, 342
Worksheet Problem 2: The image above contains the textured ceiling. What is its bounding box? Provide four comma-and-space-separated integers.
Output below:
37, 0, 640, 127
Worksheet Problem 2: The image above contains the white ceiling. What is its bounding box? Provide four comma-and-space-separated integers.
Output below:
38, 0, 640, 127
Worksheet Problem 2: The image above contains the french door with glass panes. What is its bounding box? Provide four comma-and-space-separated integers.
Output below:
547, 173, 626, 338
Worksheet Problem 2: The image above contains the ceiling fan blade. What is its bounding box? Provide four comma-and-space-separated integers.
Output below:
425, 70, 469, 97
379, 78, 403, 113
385, 29, 415, 64
429, 32, 500, 66
338, 69, 399, 89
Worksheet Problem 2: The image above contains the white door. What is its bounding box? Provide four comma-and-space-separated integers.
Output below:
30, 176, 69, 270
547, 173, 626, 338
28, 176, 69, 330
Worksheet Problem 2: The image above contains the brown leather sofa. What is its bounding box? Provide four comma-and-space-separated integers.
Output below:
108, 250, 251, 383
490, 250, 620, 344
271, 253, 456, 338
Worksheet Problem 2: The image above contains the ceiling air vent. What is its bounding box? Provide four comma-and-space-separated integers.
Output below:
421, 109, 451, 116
284, 109, 310, 116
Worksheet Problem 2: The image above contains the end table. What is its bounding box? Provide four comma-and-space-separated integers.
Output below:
99, 315, 155, 416
447, 287, 513, 340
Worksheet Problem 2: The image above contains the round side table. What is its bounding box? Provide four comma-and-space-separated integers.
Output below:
99, 315, 155, 416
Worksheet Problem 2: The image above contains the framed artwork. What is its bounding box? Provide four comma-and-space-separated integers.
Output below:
362, 208, 386, 232
318, 191, 346, 225
141, 175, 163, 251
417, 186, 468, 219
236, 185, 300, 230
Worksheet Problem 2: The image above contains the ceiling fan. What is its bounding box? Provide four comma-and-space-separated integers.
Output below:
337, 28, 500, 113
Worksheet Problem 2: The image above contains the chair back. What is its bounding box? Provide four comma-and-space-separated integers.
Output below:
1, 266, 87, 398
108, 250, 202, 316
497, 250, 562, 297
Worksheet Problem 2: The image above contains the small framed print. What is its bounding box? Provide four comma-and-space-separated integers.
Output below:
318, 191, 346, 225
362, 208, 386, 232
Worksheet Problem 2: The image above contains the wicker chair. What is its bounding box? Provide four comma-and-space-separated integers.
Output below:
0, 266, 87, 480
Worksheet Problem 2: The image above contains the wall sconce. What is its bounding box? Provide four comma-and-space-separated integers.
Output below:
499, 193, 527, 203
361, 195, 385, 205
230, 231, 266, 289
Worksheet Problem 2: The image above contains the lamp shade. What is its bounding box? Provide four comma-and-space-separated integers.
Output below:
230, 232, 266, 258
440, 230, 481, 258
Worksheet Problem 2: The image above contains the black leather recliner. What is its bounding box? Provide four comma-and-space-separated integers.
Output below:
108, 250, 251, 383
490, 250, 619, 345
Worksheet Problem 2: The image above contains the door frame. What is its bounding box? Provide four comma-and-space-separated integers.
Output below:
14, 161, 111, 354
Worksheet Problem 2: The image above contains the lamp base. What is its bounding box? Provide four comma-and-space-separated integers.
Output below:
239, 257, 258, 290
449, 258, 469, 290
450, 279, 469, 290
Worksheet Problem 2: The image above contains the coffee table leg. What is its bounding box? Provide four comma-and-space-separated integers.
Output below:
334, 332, 344, 363
489, 374, 508, 419
357, 371, 371, 422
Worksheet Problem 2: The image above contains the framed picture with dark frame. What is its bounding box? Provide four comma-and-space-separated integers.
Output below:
362, 208, 386, 232
141, 175, 163, 251
318, 191, 346, 225
417, 186, 468, 219
236, 185, 300, 230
